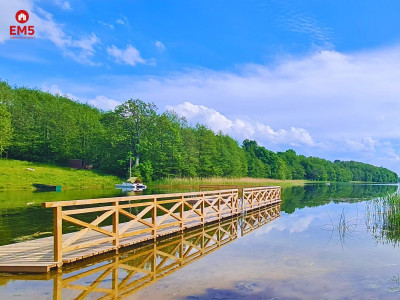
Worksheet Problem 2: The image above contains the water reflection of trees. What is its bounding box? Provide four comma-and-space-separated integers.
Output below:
366, 194, 400, 247
282, 183, 397, 214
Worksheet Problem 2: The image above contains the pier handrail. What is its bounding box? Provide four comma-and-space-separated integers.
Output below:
42, 189, 238, 208
242, 186, 281, 211
42, 186, 281, 267
43, 189, 240, 265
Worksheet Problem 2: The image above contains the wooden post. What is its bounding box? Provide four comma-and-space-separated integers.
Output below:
230, 192, 233, 216
53, 206, 63, 265
201, 193, 205, 224
113, 201, 119, 250
152, 198, 157, 238
218, 193, 221, 220
180, 195, 184, 230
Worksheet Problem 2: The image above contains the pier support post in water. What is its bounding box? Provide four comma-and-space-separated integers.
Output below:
53, 206, 63, 266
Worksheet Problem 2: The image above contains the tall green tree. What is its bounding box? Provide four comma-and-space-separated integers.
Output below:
114, 99, 157, 168
0, 104, 12, 157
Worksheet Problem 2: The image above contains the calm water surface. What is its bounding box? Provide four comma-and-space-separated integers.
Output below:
1, 183, 400, 299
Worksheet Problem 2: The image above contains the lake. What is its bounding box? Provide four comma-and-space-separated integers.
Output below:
1, 183, 400, 299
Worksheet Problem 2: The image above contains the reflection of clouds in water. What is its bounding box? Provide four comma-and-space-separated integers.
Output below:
289, 215, 316, 233
256, 214, 325, 236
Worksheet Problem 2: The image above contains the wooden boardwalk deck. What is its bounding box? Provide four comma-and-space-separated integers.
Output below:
3, 204, 281, 299
0, 186, 281, 273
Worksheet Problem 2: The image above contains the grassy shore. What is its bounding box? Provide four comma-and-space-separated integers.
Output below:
0, 159, 309, 191
0, 159, 122, 191
152, 177, 308, 190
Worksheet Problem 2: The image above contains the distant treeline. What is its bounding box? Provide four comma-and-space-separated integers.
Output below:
0, 81, 398, 183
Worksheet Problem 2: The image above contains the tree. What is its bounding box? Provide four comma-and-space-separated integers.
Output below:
114, 99, 157, 167
0, 104, 12, 157
196, 125, 218, 177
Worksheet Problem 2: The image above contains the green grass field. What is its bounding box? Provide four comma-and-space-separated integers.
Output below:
0, 159, 122, 191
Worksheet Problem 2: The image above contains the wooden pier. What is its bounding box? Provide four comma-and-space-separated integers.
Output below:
0, 186, 281, 273
3, 204, 281, 299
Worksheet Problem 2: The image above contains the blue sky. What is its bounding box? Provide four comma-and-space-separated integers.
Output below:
1, 0, 400, 174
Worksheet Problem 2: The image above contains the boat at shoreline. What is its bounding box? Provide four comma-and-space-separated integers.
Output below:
115, 177, 147, 192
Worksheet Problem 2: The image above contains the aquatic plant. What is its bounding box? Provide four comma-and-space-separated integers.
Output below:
323, 208, 359, 248
365, 193, 400, 247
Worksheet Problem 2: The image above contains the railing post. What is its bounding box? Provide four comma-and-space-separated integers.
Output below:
113, 201, 119, 250
218, 193, 221, 220
201, 193, 205, 224
236, 191, 239, 214
180, 195, 184, 230
53, 206, 63, 266
152, 197, 157, 238
230, 192, 233, 216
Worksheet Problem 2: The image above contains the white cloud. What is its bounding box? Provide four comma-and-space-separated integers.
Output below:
0, 0, 99, 64
43, 83, 79, 100
116, 16, 128, 26
278, 2, 333, 49
54, 0, 71, 10
107, 44, 147, 66
256, 124, 314, 146
155, 40, 166, 51
62, 33, 100, 64
167, 101, 315, 146
88, 95, 120, 111
345, 137, 377, 152
98, 20, 114, 30
43, 84, 119, 110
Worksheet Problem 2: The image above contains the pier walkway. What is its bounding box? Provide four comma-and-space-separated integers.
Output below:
0, 186, 280, 273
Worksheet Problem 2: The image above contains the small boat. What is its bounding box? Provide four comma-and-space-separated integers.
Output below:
115, 177, 147, 192
33, 184, 62, 192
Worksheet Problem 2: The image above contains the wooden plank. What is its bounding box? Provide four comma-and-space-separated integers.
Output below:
43, 189, 239, 208
0, 264, 52, 273
63, 205, 116, 216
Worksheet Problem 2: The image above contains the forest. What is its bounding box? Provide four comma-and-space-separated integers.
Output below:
0, 81, 398, 183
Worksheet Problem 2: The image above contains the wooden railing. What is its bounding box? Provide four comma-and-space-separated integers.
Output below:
242, 186, 281, 211
43, 189, 239, 265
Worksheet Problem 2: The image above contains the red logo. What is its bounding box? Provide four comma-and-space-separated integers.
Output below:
15, 10, 29, 24
10, 10, 35, 39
